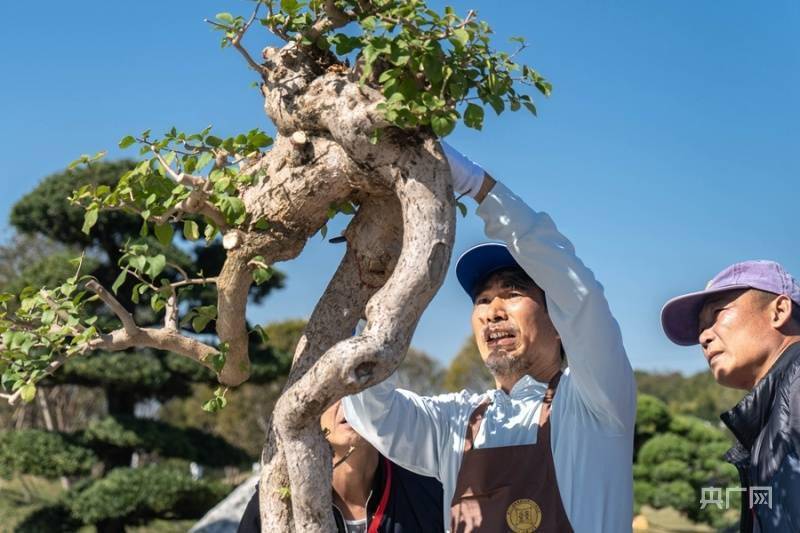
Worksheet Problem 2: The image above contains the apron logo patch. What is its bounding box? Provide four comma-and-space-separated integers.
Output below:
506, 498, 542, 532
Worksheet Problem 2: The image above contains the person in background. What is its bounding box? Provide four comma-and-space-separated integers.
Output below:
661, 260, 800, 532
237, 399, 443, 533
343, 143, 637, 532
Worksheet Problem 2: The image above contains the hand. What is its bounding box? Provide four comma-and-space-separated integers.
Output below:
440, 141, 487, 199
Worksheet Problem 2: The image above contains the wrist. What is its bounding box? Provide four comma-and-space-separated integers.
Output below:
474, 174, 496, 204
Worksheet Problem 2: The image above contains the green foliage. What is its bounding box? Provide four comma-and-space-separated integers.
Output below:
442, 336, 493, 392
650, 459, 688, 483
0, 268, 101, 403
262, 319, 307, 358
638, 433, 693, 465
65, 465, 228, 525
81, 415, 252, 467
0, 430, 96, 479
635, 394, 672, 437
635, 369, 745, 423
10, 160, 142, 247
56, 351, 171, 392
632, 394, 738, 528
250, 0, 550, 136
72, 126, 273, 236
650, 480, 696, 511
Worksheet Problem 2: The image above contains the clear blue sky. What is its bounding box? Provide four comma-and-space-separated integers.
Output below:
1, 1, 798, 374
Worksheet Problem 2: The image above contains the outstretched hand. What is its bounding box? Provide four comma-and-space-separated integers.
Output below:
441, 141, 496, 203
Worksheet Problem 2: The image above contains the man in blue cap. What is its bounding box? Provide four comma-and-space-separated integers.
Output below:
343, 144, 636, 532
661, 261, 800, 532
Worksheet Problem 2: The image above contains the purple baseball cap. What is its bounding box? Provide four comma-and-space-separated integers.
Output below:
661, 260, 800, 346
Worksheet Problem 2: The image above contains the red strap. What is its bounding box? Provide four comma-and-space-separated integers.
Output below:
367, 457, 392, 533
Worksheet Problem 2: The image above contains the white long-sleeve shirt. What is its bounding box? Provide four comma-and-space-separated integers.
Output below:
343, 182, 636, 532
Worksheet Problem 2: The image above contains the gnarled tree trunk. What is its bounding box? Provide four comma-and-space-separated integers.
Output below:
208, 43, 457, 531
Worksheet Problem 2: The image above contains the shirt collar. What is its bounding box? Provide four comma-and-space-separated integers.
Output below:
491, 374, 548, 400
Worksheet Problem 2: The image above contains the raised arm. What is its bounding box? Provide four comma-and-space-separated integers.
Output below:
478, 181, 635, 430
342, 375, 464, 479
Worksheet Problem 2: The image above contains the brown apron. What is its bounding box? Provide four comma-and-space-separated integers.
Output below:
450, 372, 574, 533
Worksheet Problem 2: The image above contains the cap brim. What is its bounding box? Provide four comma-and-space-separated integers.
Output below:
455, 243, 520, 299
660, 284, 751, 346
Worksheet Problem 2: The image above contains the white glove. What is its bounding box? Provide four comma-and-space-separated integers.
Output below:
441, 141, 486, 198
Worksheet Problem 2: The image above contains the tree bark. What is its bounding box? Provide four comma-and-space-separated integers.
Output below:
229, 43, 457, 531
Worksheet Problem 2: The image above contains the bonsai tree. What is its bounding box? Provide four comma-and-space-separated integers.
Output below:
1, 1, 550, 530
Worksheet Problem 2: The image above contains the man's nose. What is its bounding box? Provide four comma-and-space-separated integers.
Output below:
486, 297, 507, 322
699, 326, 714, 349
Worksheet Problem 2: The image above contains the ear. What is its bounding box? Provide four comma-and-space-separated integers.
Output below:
771, 294, 794, 328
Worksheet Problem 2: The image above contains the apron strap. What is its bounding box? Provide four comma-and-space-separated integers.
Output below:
463, 399, 491, 453
463, 372, 563, 453
539, 370, 563, 430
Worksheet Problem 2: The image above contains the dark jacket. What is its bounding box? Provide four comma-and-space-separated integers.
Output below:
721, 341, 800, 532
238, 455, 444, 533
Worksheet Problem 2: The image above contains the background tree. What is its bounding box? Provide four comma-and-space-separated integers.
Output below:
0, 0, 550, 530
633, 394, 739, 529
0, 162, 288, 532
443, 336, 493, 392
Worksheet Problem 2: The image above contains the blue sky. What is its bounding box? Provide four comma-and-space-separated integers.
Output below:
1, 1, 798, 374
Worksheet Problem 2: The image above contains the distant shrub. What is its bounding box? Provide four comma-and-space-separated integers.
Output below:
651, 480, 696, 510
651, 459, 689, 483
65, 465, 228, 524
638, 434, 693, 465
0, 430, 96, 479
82, 415, 252, 467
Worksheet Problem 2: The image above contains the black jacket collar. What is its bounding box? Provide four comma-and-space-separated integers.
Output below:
721, 341, 800, 449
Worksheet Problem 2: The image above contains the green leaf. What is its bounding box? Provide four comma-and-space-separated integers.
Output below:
112, 269, 128, 295
196, 151, 214, 172
216, 12, 234, 24
210, 352, 226, 373
431, 114, 456, 137
146, 254, 166, 278
191, 305, 217, 333
252, 266, 273, 285
82, 207, 99, 235
183, 220, 200, 240
20, 383, 36, 403
457, 201, 468, 217
205, 135, 223, 148
463, 103, 484, 130
253, 325, 270, 345
202, 397, 223, 413
118, 135, 136, 149
452, 28, 470, 47
249, 132, 273, 148
154, 223, 174, 246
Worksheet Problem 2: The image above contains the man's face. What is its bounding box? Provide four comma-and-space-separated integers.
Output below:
320, 400, 363, 449
698, 290, 774, 389
470, 272, 561, 380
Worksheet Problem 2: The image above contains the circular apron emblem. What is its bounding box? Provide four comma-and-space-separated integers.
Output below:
505, 498, 542, 533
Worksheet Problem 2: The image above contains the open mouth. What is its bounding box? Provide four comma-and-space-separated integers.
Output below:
485, 328, 517, 348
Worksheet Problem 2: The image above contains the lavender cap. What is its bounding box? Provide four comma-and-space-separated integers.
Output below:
661, 260, 800, 346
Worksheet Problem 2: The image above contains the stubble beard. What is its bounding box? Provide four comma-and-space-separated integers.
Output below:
485, 347, 531, 379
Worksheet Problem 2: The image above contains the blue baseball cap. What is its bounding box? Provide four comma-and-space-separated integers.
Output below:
455, 242, 521, 299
